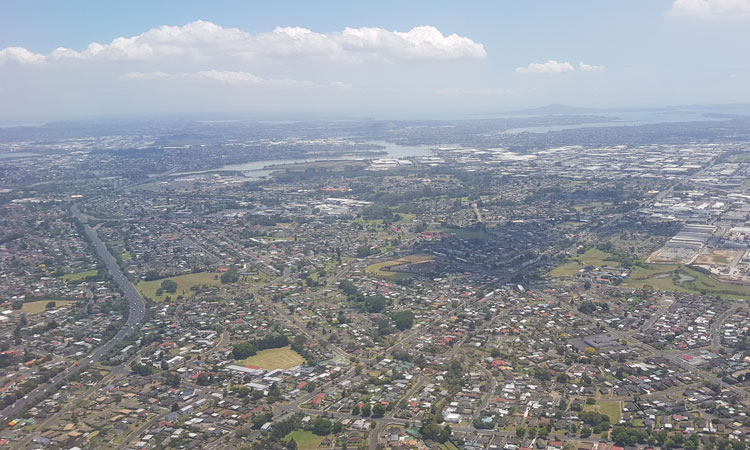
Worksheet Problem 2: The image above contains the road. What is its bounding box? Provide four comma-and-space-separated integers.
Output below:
711, 306, 738, 352
473, 365, 497, 422
472, 202, 484, 223
368, 376, 428, 450
0, 206, 146, 423
640, 297, 673, 332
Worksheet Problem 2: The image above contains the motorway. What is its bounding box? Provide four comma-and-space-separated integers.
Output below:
0, 206, 146, 423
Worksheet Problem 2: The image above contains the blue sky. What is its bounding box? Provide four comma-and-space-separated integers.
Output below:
1, 0, 749, 120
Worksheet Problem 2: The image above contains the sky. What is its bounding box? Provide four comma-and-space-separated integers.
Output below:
1, 0, 749, 122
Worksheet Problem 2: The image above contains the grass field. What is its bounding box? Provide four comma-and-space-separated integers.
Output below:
365, 254, 433, 281
237, 346, 304, 370
549, 248, 618, 277
136, 271, 221, 302
624, 264, 683, 291
585, 400, 621, 423
21, 300, 76, 314
624, 264, 750, 299
283, 430, 325, 449
121, 251, 132, 261
61, 270, 98, 281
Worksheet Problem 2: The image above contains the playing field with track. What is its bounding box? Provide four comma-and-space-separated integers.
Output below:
237, 346, 304, 370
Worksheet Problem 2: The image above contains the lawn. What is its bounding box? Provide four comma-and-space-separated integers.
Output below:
599, 401, 622, 423
549, 248, 618, 277
283, 430, 324, 449
624, 264, 750, 299
136, 271, 221, 302
585, 400, 621, 423
21, 300, 76, 314
237, 346, 304, 370
60, 270, 98, 281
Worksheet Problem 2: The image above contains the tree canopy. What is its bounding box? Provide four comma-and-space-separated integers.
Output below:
393, 310, 415, 330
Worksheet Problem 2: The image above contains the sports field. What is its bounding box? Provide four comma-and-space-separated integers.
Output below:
60, 270, 98, 281
21, 300, 76, 314
237, 346, 304, 370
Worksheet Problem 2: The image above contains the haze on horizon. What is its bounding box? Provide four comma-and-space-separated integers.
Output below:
1, 0, 750, 122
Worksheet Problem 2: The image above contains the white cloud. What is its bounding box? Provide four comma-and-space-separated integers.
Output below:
0, 20, 486, 66
0, 47, 45, 65
120, 70, 344, 88
515, 60, 575, 74
669, 0, 750, 19
579, 61, 605, 72
338, 25, 487, 61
